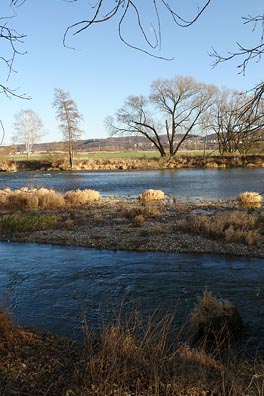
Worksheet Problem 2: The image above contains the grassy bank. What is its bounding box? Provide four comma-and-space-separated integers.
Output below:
1, 292, 264, 396
2, 150, 215, 161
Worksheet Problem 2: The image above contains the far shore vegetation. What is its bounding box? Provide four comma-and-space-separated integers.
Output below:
0, 151, 263, 172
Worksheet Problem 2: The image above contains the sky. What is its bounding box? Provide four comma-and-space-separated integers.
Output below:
1, 0, 264, 145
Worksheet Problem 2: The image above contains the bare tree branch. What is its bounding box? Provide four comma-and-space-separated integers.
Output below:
210, 13, 264, 75
0, 4, 29, 99
0, 120, 5, 146
63, 0, 212, 60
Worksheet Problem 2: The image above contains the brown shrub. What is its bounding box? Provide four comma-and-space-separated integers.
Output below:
36, 188, 65, 209
64, 219, 75, 228
0, 187, 102, 210
0, 310, 24, 346
122, 205, 160, 220
177, 210, 261, 246
133, 214, 145, 226
0, 187, 65, 210
149, 224, 163, 235
239, 191, 263, 208
138, 189, 165, 202
64, 189, 100, 206
0, 189, 11, 207
7, 189, 34, 210
189, 290, 244, 345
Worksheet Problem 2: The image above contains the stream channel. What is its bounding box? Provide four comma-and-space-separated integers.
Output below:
0, 242, 263, 353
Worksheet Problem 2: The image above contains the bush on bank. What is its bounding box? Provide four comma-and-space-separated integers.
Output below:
239, 191, 263, 208
176, 210, 263, 246
138, 189, 165, 202
0, 187, 101, 210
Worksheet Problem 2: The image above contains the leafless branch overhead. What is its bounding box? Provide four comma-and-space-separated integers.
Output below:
210, 13, 264, 74
0, 7, 29, 99
63, 0, 212, 59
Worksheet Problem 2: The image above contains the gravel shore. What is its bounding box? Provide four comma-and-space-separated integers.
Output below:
2, 199, 263, 258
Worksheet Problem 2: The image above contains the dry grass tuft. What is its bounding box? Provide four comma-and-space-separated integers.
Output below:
64, 189, 100, 206
239, 191, 263, 207
133, 214, 145, 226
189, 290, 244, 345
0, 310, 24, 346
176, 210, 261, 246
0, 187, 100, 210
0, 187, 65, 210
138, 189, 165, 202
36, 188, 65, 209
122, 205, 161, 221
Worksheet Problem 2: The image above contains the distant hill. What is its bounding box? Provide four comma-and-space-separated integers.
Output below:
2, 133, 219, 153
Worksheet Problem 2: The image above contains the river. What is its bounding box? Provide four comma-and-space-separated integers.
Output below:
0, 242, 263, 352
1, 167, 264, 200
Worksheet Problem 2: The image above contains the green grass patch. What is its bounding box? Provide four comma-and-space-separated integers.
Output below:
76, 150, 221, 159
0, 212, 59, 233
76, 151, 161, 159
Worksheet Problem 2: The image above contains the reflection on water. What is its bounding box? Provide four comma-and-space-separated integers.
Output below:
0, 168, 264, 200
0, 242, 263, 351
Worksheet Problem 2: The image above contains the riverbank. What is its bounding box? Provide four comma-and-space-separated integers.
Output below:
1, 198, 263, 258
1, 302, 264, 396
0, 154, 264, 171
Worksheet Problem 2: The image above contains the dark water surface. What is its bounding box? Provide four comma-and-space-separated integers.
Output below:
0, 242, 264, 350
1, 168, 264, 200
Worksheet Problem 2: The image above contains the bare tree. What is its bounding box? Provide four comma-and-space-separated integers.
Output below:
13, 109, 43, 159
205, 88, 264, 154
106, 75, 217, 158
53, 88, 83, 168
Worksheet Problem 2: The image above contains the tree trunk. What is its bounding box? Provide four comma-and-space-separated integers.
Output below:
68, 139, 73, 168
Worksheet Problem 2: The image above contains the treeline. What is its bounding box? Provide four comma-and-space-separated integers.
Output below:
107, 75, 264, 157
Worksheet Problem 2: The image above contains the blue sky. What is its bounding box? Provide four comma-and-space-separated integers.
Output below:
1, 0, 264, 144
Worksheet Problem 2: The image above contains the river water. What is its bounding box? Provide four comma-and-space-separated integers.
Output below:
1, 242, 264, 351
1, 167, 264, 200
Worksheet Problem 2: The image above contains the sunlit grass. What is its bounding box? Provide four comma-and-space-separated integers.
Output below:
4, 149, 223, 161
0, 212, 59, 233
176, 210, 262, 246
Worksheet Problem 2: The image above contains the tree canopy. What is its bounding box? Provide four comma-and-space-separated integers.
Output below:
106, 75, 217, 157
12, 109, 43, 159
